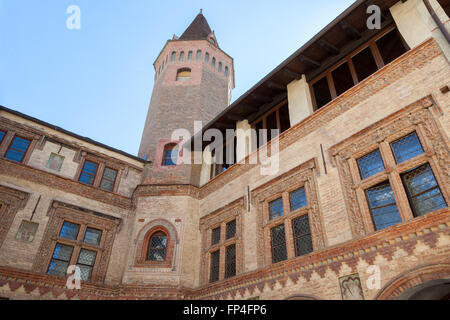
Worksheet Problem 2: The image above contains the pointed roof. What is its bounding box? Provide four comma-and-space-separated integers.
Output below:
179, 12, 213, 42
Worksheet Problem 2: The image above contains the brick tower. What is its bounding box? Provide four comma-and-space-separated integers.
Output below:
139, 12, 234, 185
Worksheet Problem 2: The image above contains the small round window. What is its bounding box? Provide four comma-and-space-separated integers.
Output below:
176, 68, 191, 81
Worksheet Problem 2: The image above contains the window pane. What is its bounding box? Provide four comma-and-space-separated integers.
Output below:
312, 76, 332, 110
225, 66, 229, 77
5, 137, 30, 163
357, 150, 385, 180
84, 228, 102, 246
402, 164, 447, 217
226, 220, 236, 240
171, 52, 176, 62
332, 62, 354, 96
78, 265, 93, 281
271, 225, 287, 263
0, 131, 5, 143
188, 51, 193, 61
290, 188, 307, 211
196, 50, 202, 61
210, 250, 220, 283
366, 182, 402, 230
100, 168, 117, 192
78, 249, 97, 266
59, 222, 80, 240
269, 198, 284, 220
391, 133, 424, 164
179, 51, 184, 62
218, 62, 222, 73
79, 161, 98, 186
376, 29, 407, 65
211, 227, 221, 246
47, 244, 74, 277
292, 215, 313, 257
205, 52, 210, 63
352, 47, 379, 82
225, 245, 236, 279
148, 233, 167, 262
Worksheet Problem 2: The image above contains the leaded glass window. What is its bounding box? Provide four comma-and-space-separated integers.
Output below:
147, 232, 167, 262
5, 136, 30, 163
402, 164, 447, 217
292, 215, 313, 257
100, 168, 117, 192
391, 133, 424, 164
290, 188, 307, 211
226, 220, 236, 240
210, 250, 220, 283
271, 225, 287, 263
47, 243, 74, 277
59, 222, 80, 240
225, 244, 236, 279
79, 161, 98, 186
211, 227, 221, 246
269, 198, 284, 220
358, 150, 385, 180
83, 228, 102, 246
77, 249, 97, 281
366, 182, 402, 230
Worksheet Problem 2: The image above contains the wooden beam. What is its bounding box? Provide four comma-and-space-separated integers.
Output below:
317, 39, 340, 55
227, 113, 245, 122
299, 54, 321, 68
339, 20, 361, 40
251, 94, 272, 104
239, 104, 259, 114
266, 81, 286, 91
281, 68, 302, 80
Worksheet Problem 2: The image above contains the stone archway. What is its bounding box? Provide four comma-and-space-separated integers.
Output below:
376, 264, 450, 300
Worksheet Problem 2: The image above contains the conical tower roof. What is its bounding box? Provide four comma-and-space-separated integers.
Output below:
179, 12, 214, 41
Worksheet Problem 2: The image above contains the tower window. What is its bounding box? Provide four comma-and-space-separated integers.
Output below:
205, 52, 210, 63
176, 68, 191, 82
171, 51, 176, 62
218, 62, 222, 73
162, 143, 178, 166
196, 50, 202, 61
188, 51, 193, 61
225, 66, 229, 77
212, 57, 216, 69
179, 51, 185, 62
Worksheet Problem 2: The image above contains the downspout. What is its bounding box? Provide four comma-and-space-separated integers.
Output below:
423, 0, 450, 44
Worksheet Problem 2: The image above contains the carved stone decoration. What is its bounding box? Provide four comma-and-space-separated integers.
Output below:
0, 185, 30, 249
339, 273, 365, 300
329, 96, 450, 238
32, 201, 121, 284
251, 159, 326, 268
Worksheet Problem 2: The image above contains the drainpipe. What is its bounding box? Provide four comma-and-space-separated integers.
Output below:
423, 0, 450, 44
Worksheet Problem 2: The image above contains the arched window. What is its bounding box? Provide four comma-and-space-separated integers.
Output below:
179, 51, 185, 62
176, 68, 191, 82
212, 57, 216, 69
218, 62, 222, 73
196, 50, 202, 61
188, 51, 193, 61
205, 52, 210, 63
225, 66, 229, 77
165, 55, 168, 64
147, 232, 167, 262
171, 51, 176, 62
162, 143, 178, 166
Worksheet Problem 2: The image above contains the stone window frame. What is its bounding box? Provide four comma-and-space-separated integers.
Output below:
200, 198, 244, 285
133, 219, 178, 269
330, 96, 449, 238
75, 152, 123, 194
0, 185, 30, 249
0, 120, 41, 165
251, 159, 326, 268
33, 201, 121, 284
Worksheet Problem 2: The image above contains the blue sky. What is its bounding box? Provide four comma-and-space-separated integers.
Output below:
0, 0, 354, 155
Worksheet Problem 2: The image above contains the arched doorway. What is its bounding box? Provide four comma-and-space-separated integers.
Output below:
376, 264, 450, 300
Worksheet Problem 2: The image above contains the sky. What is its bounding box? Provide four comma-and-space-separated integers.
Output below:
0, 0, 355, 156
